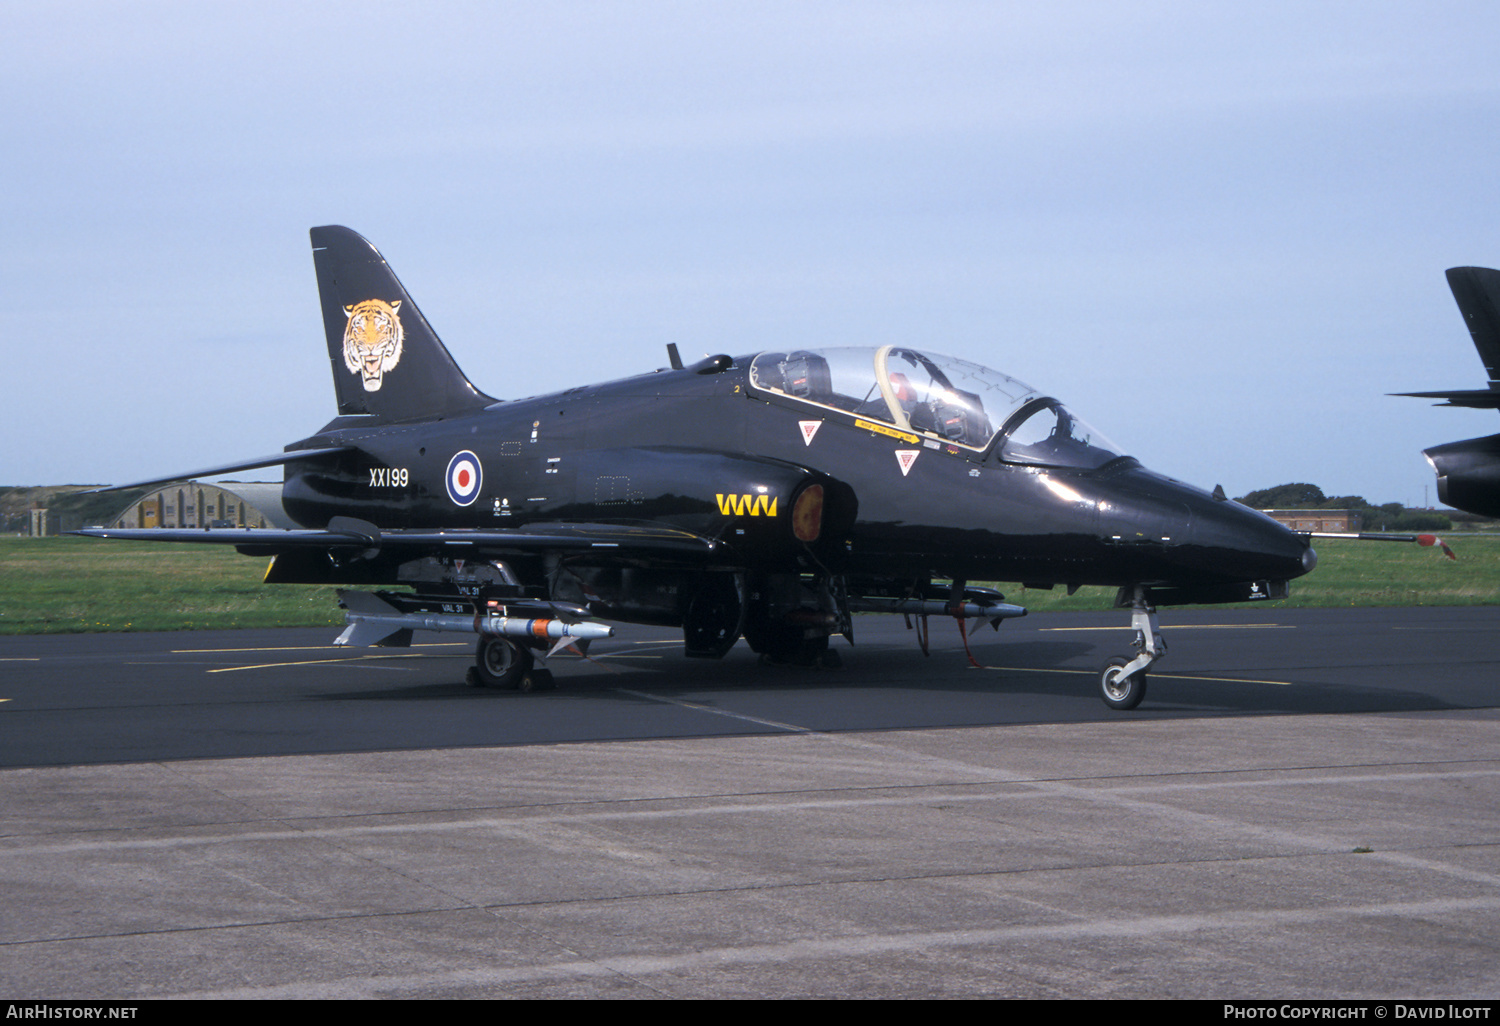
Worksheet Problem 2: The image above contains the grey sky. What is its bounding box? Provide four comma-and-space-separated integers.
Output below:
5, 1, 1500, 507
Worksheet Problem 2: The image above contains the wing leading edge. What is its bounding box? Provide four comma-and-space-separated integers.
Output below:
85, 447, 351, 494
70, 519, 720, 560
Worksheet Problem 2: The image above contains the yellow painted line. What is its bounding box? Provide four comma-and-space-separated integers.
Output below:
206, 653, 441, 674
183, 639, 671, 656
1154, 673, 1292, 687
978, 666, 1296, 690
193, 638, 662, 671
975, 664, 1293, 686
1039, 624, 1292, 632
0, 658, 40, 662
1391, 627, 1483, 631
173, 642, 468, 654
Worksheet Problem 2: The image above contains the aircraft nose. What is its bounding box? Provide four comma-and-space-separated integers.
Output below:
1092, 465, 1314, 585
1185, 492, 1315, 582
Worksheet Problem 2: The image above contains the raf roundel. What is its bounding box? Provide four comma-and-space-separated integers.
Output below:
445, 450, 483, 506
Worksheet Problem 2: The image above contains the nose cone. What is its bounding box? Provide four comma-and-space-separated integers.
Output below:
1184, 490, 1315, 583
1095, 465, 1314, 585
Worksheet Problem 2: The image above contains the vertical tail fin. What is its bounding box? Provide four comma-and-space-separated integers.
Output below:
310, 225, 495, 421
1446, 266, 1500, 387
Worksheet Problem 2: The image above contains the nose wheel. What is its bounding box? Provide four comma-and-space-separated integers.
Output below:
1100, 656, 1147, 710
1099, 586, 1164, 711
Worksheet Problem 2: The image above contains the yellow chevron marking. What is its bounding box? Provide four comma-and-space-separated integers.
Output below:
716, 493, 779, 516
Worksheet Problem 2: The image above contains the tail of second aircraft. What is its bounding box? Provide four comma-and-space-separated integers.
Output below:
1393, 266, 1500, 410
1446, 266, 1500, 387
310, 225, 495, 421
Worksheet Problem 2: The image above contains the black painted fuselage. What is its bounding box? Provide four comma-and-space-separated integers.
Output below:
280, 355, 1310, 595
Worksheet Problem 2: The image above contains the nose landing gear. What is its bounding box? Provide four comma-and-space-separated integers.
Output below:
1099, 586, 1165, 711
1100, 656, 1147, 710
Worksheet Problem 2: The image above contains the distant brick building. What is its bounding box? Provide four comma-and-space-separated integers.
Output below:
1260, 509, 1362, 533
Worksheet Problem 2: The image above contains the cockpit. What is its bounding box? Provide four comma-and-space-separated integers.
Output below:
748, 346, 1127, 470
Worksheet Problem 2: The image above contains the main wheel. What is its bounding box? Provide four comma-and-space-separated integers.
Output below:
1100, 656, 1147, 711
474, 637, 533, 689
516, 667, 555, 693
757, 631, 831, 667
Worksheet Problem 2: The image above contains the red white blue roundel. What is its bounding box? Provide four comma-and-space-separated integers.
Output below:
445, 450, 483, 506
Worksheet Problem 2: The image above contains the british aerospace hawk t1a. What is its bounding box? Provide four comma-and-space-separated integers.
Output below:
77, 226, 1316, 710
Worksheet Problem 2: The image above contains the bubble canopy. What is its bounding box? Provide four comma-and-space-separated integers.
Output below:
748, 346, 1127, 470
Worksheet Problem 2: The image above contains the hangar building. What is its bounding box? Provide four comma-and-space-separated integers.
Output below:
105, 481, 293, 530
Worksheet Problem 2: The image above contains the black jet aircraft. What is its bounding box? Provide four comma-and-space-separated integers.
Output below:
1395, 266, 1500, 517
77, 226, 1316, 710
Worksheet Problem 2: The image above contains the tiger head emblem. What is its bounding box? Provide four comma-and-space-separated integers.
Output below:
342, 298, 404, 392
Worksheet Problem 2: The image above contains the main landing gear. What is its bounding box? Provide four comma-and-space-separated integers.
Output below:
467, 636, 555, 692
1099, 586, 1165, 711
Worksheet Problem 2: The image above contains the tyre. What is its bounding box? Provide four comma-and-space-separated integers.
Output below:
1100, 656, 1147, 711
473, 637, 533, 689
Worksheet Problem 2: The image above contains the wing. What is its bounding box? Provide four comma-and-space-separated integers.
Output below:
71, 517, 720, 561
1388, 388, 1500, 409
84, 447, 351, 493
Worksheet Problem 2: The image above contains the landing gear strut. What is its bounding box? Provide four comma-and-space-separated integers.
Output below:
742, 573, 845, 668
1099, 586, 1165, 711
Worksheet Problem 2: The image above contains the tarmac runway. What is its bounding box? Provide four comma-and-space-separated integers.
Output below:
2, 606, 1499, 998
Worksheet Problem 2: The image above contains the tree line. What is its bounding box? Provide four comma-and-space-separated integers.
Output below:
1235, 483, 1452, 532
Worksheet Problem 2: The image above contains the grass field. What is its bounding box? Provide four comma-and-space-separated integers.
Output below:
0, 537, 342, 634
1, 534, 1496, 635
